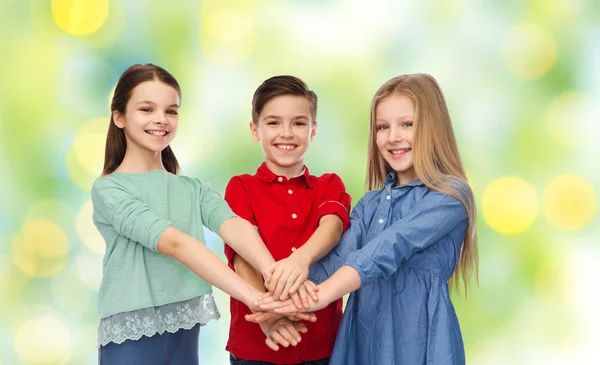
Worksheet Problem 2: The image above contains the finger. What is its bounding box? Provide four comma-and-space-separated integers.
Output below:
298, 285, 309, 309
293, 322, 308, 333
268, 265, 284, 294
288, 271, 308, 296
255, 295, 277, 306
290, 292, 304, 311
270, 330, 290, 348
273, 304, 304, 314
304, 281, 319, 302
279, 273, 298, 301
265, 336, 280, 351
258, 299, 294, 311
273, 269, 290, 299
306, 280, 319, 292
245, 312, 277, 323
277, 322, 300, 345
263, 262, 277, 283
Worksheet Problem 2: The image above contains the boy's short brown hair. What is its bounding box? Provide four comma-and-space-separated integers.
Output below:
251, 75, 317, 123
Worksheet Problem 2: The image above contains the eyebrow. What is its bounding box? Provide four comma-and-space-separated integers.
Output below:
376, 116, 413, 122
136, 100, 179, 108
263, 115, 310, 120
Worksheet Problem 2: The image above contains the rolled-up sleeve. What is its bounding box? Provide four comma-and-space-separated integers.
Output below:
317, 174, 351, 231
345, 190, 469, 287
309, 197, 366, 284
91, 180, 173, 251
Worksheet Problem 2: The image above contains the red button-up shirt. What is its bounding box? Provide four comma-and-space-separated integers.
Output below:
224, 163, 351, 363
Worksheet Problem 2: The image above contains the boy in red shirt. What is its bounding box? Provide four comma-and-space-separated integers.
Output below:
224, 76, 351, 365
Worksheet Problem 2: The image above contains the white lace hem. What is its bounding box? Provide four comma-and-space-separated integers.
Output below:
98, 294, 220, 347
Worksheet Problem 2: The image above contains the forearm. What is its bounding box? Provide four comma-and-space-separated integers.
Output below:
295, 215, 343, 263
158, 227, 256, 307
233, 254, 267, 293
220, 217, 275, 273
318, 265, 362, 303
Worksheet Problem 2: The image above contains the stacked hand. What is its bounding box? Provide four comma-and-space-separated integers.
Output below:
250, 250, 327, 351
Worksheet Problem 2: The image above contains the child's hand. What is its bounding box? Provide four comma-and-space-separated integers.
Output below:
255, 287, 330, 314
264, 250, 311, 300
259, 317, 308, 351
245, 310, 317, 324
290, 280, 319, 309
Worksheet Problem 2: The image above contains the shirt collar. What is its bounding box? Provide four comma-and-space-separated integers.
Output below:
384, 171, 424, 193
256, 162, 316, 188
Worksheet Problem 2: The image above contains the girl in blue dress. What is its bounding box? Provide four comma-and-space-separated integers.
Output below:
250, 73, 478, 365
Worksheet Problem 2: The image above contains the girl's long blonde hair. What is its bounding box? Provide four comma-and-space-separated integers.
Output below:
367, 73, 478, 293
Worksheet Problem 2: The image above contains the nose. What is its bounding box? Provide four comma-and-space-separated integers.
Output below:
155, 115, 167, 125
281, 123, 294, 138
388, 125, 403, 143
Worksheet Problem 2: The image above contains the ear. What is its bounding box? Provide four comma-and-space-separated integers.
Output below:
309, 122, 318, 142
113, 110, 125, 129
249, 121, 260, 142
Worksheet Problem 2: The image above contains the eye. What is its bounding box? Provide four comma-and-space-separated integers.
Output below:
376, 124, 388, 131
167, 110, 178, 115
402, 121, 414, 127
266, 120, 279, 125
294, 121, 307, 126
140, 107, 152, 113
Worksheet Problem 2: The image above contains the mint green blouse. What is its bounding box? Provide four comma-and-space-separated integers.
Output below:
91, 170, 236, 345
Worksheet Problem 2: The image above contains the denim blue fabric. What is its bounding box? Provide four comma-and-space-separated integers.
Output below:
310, 172, 470, 365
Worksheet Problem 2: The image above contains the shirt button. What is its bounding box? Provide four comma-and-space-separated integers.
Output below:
386, 195, 390, 200
288, 189, 293, 194
378, 218, 384, 224
277, 177, 283, 182
292, 213, 297, 219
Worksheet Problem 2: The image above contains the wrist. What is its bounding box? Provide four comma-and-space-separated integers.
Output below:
292, 248, 313, 266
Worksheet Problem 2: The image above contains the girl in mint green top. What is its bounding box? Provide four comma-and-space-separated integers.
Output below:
93, 64, 277, 365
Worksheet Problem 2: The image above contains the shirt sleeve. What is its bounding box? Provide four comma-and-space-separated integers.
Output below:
317, 174, 352, 231
308, 196, 366, 284
91, 179, 173, 251
344, 188, 470, 287
196, 179, 237, 234
222, 176, 256, 266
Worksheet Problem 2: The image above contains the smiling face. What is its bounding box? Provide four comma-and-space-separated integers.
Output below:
250, 94, 317, 177
113, 80, 180, 156
375, 93, 417, 185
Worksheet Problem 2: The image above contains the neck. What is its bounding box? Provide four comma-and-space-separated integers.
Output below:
265, 160, 304, 179
117, 146, 166, 173
396, 169, 417, 186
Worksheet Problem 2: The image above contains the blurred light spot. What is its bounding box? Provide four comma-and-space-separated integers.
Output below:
15, 316, 71, 364
25, 200, 74, 232
546, 92, 599, 148
200, 1, 256, 65
77, 200, 105, 255
51, 0, 109, 36
535, 257, 573, 309
51, 266, 91, 316
0, 254, 29, 294
66, 117, 107, 191
481, 176, 538, 235
501, 23, 556, 79
12, 219, 69, 277
75, 249, 103, 290
542, 174, 596, 230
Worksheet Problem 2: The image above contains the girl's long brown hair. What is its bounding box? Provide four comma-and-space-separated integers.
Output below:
102, 63, 181, 176
367, 73, 478, 293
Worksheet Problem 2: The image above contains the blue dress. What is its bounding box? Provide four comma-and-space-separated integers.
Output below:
309, 172, 470, 365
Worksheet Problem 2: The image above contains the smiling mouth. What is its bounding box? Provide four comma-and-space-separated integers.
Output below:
274, 144, 298, 151
145, 130, 169, 137
389, 148, 411, 155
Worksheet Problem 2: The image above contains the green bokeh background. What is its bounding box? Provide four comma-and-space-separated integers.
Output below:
1, 0, 599, 364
